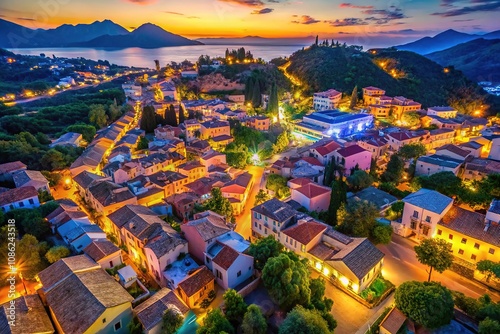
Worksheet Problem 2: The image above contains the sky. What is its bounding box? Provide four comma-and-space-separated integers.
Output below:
1, 0, 499, 44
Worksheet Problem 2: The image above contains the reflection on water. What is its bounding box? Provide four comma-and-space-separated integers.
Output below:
8, 45, 306, 69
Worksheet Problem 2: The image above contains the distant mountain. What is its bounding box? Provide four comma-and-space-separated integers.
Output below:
0, 19, 201, 49
197, 36, 313, 46
426, 38, 500, 83
395, 29, 500, 55
72, 23, 202, 48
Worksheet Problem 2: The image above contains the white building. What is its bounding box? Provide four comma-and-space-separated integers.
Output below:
415, 154, 463, 176
0, 186, 40, 212
427, 106, 457, 119
313, 89, 342, 111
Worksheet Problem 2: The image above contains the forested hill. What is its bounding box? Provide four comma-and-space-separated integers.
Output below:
285, 44, 485, 109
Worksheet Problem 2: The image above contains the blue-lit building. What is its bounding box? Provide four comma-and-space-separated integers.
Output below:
293, 110, 374, 140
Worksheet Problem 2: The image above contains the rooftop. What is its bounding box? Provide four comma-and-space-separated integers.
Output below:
336, 145, 368, 158
163, 255, 199, 288
380, 307, 407, 334
83, 239, 121, 262
403, 188, 453, 214
0, 294, 54, 334
252, 198, 297, 223
351, 186, 398, 210
439, 206, 500, 247
212, 244, 240, 270
294, 183, 331, 199
12, 170, 48, 187
177, 266, 215, 297
183, 211, 230, 241
282, 221, 327, 246
435, 144, 471, 159
0, 186, 38, 206
0, 161, 26, 174
88, 181, 136, 207
417, 154, 463, 169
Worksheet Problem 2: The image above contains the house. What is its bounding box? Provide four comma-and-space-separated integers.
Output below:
281, 220, 327, 254
200, 150, 226, 170
313, 89, 342, 111
126, 177, 165, 207
107, 205, 188, 286
13, 170, 50, 193
400, 189, 454, 238
349, 187, 398, 213
290, 182, 331, 212
206, 235, 254, 290
50, 132, 82, 147
369, 104, 391, 118
251, 198, 298, 240
415, 154, 463, 176
0, 186, 39, 213
391, 96, 421, 119
434, 144, 471, 161
385, 131, 422, 151
294, 111, 373, 140
154, 125, 180, 140
220, 172, 253, 215
268, 159, 295, 178
177, 161, 207, 183
108, 146, 132, 164
488, 136, 500, 161
87, 180, 137, 216
0, 161, 27, 182
246, 115, 270, 131
186, 139, 211, 155
69, 140, 108, 176
435, 203, 500, 265
183, 120, 201, 142
379, 307, 407, 334
45, 199, 89, 233
333, 145, 371, 176
427, 106, 457, 119
60, 223, 106, 253
425, 128, 455, 150
463, 158, 500, 181
73, 171, 106, 202
38, 255, 133, 334
177, 266, 215, 308
200, 120, 230, 140
308, 139, 341, 165
165, 192, 201, 220
210, 134, 234, 150
134, 288, 189, 334
362, 86, 386, 106
357, 137, 388, 160
181, 211, 231, 263
458, 141, 483, 158
142, 170, 188, 198
122, 82, 142, 98
83, 239, 123, 270
0, 294, 55, 334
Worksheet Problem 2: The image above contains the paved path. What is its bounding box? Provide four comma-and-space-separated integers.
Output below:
234, 165, 264, 240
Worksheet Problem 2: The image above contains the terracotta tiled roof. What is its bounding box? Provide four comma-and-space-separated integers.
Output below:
288, 178, 313, 187
380, 307, 407, 334
314, 140, 341, 156
336, 145, 368, 158
0, 186, 38, 206
436, 144, 470, 158
212, 245, 239, 270
0, 161, 27, 174
295, 183, 331, 199
83, 240, 121, 262
299, 156, 323, 167
282, 221, 327, 246
178, 266, 215, 297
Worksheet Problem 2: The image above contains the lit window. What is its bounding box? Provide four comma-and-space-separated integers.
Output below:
471, 254, 477, 260
489, 248, 495, 255
461, 238, 467, 244
449, 234, 453, 240
437, 229, 442, 236
458, 249, 464, 255
474, 243, 480, 249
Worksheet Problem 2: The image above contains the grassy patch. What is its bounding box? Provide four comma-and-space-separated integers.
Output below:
361, 276, 395, 305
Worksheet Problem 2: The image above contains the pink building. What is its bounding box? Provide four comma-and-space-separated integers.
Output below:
333, 145, 371, 176
290, 182, 331, 212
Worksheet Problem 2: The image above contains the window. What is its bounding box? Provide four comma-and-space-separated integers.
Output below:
489, 248, 495, 255
474, 243, 480, 250
425, 216, 431, 223
28, 198, 34, 205
422, 225, 430, 236
206, 256, 210, 263
109, 261, 113, 267
471, 254, 477, 260
410, 221, 417, 230
301, 245, 306, 252
264, 228, 267, 235
18, 201, 24, 207
437, 229, 442, 236
237, 270, 241, 277
254, 212, 258, 219
458, 249, 464, 255
449, 234, 453, 240
461, 238, 467, 244
103, 318, 106, 323
254, 221, 257, 228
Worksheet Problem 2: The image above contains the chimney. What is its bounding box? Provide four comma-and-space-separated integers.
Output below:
129, 222, 136, 229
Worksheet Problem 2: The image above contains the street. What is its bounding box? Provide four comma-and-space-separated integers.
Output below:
235, 165, 265, 240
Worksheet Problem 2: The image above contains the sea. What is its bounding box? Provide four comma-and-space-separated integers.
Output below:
8, 45, 307, 69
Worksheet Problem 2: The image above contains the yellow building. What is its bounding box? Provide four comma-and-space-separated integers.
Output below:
177, 266, 215, 308
435, 205, 500, 265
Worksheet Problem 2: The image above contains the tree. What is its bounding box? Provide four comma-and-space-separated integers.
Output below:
349, 85, 358, 109
315, 35, 319, 46
245, 77, 255, 104
251, 80, 262, 108
279, 306, 332, 334
347, 170, 373, 190
203, 188, 235, 223
248, 236, 284, 270
309, 277, 333, 313
414, 238, 453, 282
381, 154, 404, 183
6, 209, 49, 239
108, 103, 122, 122
323, 160, 337, 187
88, 104, 108, 128
371, 224, 393, 244
17, 234, 43, 280
242, 304, 267, 334
40, 149, 67, 170
448, 85, 488, 116
165, 104, 178, 127
137, 136, 149, 150
262, 253, 310, 310
178, 104, 186, 125
395, 281, 454, 329
273, 131, 289, 154
254, 189, 270, 206
140, 105, 157, 133
477, 260, 500, 283
326, 178, 347, 226
45, 246, 71, 263
265, 174, 290, 199
197, 308, 234, 334
479, 318, 500, 333
223, 289, 247, 324
162, 309, 183, 334
66, 124, 96, 142
401, 112, 421, 128
267, 82, 279, 118
398, 143, 427, 161
337, 201, 378, 238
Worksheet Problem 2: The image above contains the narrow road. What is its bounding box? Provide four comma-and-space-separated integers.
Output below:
234, 165, 264, 240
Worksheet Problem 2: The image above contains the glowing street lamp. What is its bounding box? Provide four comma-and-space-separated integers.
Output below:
251, 153, 260, 164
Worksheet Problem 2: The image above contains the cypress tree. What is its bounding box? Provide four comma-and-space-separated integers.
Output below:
178, 104, 186, 125
245, 76, 255, 104
165, 104, 178, 127
349, 85, 358, 109
267, 82, 279, 117
251, 79, 262, 108
326, 177, 347, 226
140, 105, 157, 133
315, 35, 319, 46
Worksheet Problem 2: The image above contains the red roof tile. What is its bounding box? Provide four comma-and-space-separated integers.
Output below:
336, 145, 368, 157
282, 222, 327, 246
300, 157, 323, 167
212, 245, 239, 270
295, 183, 331, 199
178, 266, 215, 297
288, 178, 314, 187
